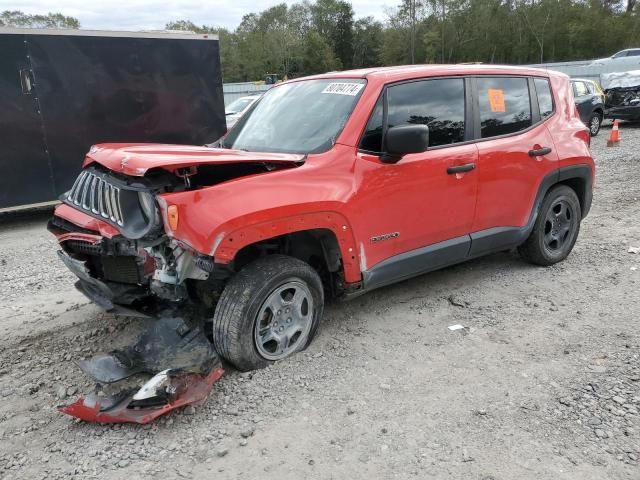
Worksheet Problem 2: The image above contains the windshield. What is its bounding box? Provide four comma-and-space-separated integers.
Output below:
226, 97, 255, 115
222, 79, 366, 154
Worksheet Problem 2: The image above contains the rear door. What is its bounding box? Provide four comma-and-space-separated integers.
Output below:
471, 75, 559, 253
0, 33, 53, 209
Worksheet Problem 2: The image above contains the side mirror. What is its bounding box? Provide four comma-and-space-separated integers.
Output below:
382, 124, 429, 163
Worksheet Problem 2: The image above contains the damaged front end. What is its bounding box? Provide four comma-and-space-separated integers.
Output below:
603, 70, 640, 121
606, 87, 640, 121
49, 145, 304, 422
48, 166, 226, 422
48, 164, 212, 314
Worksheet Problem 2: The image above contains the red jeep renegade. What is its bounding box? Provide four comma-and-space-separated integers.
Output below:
50, 65, 594, 371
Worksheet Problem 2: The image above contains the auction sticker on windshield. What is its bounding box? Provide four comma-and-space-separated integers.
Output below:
322, 83, 365, 96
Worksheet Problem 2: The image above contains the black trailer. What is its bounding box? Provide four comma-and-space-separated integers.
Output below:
0, 28, 225, 211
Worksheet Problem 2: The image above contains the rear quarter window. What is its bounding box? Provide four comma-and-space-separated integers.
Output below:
534, 78, 554, 119
477, 77, 532, 138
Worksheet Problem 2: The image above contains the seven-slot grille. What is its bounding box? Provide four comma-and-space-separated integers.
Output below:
66, 170, 124, 226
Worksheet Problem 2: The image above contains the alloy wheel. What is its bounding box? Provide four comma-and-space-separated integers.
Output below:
590, 115, 600, 135
254, 281, 314, 360
543, 199, 575, 253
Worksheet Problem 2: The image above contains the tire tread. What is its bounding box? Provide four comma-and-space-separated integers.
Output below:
212, 255, 323, 371
518, 184, 581, 266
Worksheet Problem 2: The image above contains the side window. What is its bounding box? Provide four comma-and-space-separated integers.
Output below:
574, 81, 588, 96
386, 78, 465, 147
534, 78, 554, 118
359, 96, 384, 153
477, 77, 531, 138
628, 50, 640, 57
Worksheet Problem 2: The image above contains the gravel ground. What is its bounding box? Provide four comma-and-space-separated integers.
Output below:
1, 122, 640, 480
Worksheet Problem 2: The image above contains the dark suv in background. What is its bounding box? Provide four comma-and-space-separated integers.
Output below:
571, 78, 605, 136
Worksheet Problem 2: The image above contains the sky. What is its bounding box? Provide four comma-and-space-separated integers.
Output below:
4, 0, 392, 31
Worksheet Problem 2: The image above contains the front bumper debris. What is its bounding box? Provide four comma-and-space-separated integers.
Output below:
59, 317, 224, 424
60, 369, 223, 424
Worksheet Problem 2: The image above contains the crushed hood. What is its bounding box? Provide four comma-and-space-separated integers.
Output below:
601, 70, 640, 90
84, 143, 305, 177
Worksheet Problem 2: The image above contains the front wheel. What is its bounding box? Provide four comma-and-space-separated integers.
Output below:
211, 255, 324, 371
588, 112, 602, 136
518, 185, 581, 266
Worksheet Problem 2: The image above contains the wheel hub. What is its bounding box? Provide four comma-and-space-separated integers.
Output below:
254, 281, 313, 361
543, 199, 574, 252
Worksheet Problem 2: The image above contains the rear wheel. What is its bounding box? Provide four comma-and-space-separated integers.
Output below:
211, 255, 324, 371
518, 185, 581, 266
588, 112, 602, 136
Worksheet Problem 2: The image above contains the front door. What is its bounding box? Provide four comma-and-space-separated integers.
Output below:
351, 77, 478, 284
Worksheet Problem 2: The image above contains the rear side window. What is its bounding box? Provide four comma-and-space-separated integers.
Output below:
386, 78, 465, 147
534, 78, 554, 118
477, 77, 531, 138
573, 81, 588, 96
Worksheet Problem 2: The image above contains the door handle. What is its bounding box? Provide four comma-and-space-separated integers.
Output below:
19, 68, 34, 94
528, 147, 552, 157
447, 163, 475, 174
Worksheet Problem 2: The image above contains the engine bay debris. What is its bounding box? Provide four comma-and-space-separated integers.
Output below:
59, 316, 224, 424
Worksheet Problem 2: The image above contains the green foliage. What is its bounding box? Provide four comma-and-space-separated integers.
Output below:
0, 10, 80, 28
8, 2, 637, 84
169, 1, 640, 81
304, 31, 341, 73
353, 17, 384, 68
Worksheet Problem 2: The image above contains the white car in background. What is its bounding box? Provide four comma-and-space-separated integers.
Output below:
590, 48, 640, 67
225, 95, 261, 129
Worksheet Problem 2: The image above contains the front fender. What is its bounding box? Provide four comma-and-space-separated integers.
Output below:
213, 210, 361, 283
158, 145, 361, 283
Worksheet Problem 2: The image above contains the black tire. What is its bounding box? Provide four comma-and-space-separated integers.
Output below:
588, 111, 602, 137
211, 255, 324, 371
518, 185, 581, 266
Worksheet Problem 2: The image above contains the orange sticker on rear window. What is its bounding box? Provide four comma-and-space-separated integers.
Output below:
488, 89, 506, 113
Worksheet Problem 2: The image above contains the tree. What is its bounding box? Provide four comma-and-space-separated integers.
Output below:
168, 0, 640, 81
0, 10, 80, 28
303, 31, 341, 73
310, 0, 355, 69
352, 17, 384, 68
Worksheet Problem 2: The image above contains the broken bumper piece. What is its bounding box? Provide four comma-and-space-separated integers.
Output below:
59, 368, 224, 424
59, 316, 224, 424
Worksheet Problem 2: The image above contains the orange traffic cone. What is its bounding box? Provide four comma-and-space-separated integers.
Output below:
607, 120, 620, 147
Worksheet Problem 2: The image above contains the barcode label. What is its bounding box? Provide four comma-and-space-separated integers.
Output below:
321, 83, 364, 96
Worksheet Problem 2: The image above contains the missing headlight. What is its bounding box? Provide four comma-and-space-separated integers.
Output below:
138, 192, 157, 222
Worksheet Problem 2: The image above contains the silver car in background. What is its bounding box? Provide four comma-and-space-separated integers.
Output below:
590, 48, 640, 67
225, 94, 261, 129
